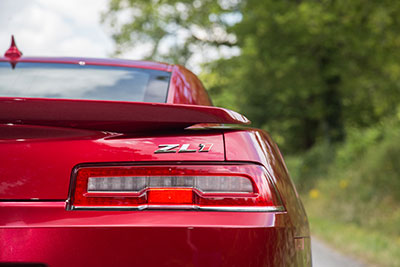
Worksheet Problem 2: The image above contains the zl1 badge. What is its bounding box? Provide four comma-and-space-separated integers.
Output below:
154, 144, 213, 153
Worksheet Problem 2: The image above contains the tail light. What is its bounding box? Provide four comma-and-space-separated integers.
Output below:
68, 164, 284, 212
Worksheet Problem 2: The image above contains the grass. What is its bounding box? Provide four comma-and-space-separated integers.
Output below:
306, 205, 400, 267
285, 121, 400, 266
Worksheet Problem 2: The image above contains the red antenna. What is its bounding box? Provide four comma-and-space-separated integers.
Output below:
4, 35, 23, 60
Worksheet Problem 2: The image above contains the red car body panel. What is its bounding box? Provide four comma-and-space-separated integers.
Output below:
168, 65, 213, 105
0, 53, 311, 266
0, 97, 248, 133
1, 206, 292, 266
0, 125, 224, 200
224, 130, 310, 236
224, 129, 311, 264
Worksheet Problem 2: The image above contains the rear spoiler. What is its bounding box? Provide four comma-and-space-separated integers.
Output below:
0, 97, 250, 133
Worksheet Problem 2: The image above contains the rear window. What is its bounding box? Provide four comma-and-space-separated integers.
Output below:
0, 62, 170, 103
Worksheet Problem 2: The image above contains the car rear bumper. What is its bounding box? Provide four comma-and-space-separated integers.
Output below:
0, 202, 297, 267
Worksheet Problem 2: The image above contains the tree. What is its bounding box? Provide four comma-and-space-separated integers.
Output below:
103, 0, 400, 153
102, 0, 241, 65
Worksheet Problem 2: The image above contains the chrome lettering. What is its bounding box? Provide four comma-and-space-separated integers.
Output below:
155, 144, 213, 153
178, 144, 197, 153
199, 143, 213, 152
154, 144, 179, 153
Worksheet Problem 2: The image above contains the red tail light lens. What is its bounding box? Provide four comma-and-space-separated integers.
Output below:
69, 164, 284, 212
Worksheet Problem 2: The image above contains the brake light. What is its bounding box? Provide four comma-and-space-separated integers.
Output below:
68, 164, 284, 212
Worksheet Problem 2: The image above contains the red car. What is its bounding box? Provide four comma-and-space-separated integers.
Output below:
0, 37, 311, 266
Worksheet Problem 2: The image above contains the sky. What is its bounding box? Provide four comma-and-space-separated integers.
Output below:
0, 0, 116, 58
0, 0, 239, 73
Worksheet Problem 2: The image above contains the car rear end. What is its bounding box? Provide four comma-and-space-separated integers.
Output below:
0, 58, 309, 266
0, 126, 295, 267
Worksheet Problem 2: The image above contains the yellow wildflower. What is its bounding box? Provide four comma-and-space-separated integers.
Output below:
309, 189, 320, 199
339, 179, 349, 189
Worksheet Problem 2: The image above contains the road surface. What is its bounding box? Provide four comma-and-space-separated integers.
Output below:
312, 237, 367, 267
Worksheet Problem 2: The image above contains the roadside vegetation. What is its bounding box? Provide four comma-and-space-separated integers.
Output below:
286, 117, 400, 266
103, 1, 400, 265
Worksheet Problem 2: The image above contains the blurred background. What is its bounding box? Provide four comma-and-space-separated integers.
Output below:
1, 0, 400, 265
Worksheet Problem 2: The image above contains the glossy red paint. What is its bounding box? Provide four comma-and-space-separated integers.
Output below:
0, 124, 224, 199
224, 128, 311, 264
168, 65, 213, 105
0, 97, 249, 133
224, 129, 309, 233
0, 202, 293, 266
0, 53, 310, 266
4, 35, 22, 60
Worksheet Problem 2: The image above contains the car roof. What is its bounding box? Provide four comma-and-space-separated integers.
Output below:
0, 56, 173, 72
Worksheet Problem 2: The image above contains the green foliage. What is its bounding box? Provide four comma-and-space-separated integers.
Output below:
199, 56, 245, 110
223, 0, 400, 152
335, 126, 383, 169
354, 129, 400, 202
307, 215, 400, 267
102, 0, 240, 64
103, 0, 400, 153
286, 142, 334, 192
290, 120, 400, 266
289, 119, 400, 237
103, 2, 400, 262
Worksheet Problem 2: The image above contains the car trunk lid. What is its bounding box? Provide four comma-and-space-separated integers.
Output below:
0, 98, 241, 200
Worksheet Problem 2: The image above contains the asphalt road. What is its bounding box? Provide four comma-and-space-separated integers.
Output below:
312, 237, 367, 267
